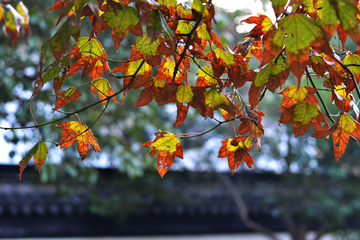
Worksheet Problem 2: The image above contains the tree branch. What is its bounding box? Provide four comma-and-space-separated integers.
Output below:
220, 174, 280, 240
171, 19, 202, 86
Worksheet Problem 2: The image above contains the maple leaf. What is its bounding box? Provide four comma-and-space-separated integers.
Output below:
111, 59, 153, 98
204, 88, 233, 118
321, 0, 360, 45
142, 132, 183, 177
131, 34, 172, 66
102, 4, 142, 49
57, 121, 100, 161
166, 84, 207, 127
249, 57, 289, 107
262, 14, 332, 80
218, 136, 254, 175
0, 5, 4, 24
312, 114, 360, 160
31, 56, 70, 100
209, 47, 248, 86
279, 86, 319, 108
238, 109, 265, 151
309, 53, 343, 86
342, 51, 360, 94
143, 83, 206, 127
331, 84, 354, 113
4, 4, 25, 45
280, 102, 329, 137
67, 37, 109, 80
53, 86, 82, 112
134, 77, 168, 107
233, 37, 262, 62
270, 0, 288, 18
16, 1, 29, 41
19, 141, 48, 180
90, 77, 121, 107
46, 0, 69, 13
241, 13, 273, 39
156, 58, 187, 84
278, 85, 329, 137
196, 66, 218, 87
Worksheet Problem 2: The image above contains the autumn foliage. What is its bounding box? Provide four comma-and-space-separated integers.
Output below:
2, 0, 360, 178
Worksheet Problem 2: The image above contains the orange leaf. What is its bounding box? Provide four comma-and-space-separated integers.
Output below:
57, 121, 100, 161
218, 137, 253, 175
53, 87, 82, 112
90, 77, 120, 107
312, 114, 360, 160
142, 132, 183, 177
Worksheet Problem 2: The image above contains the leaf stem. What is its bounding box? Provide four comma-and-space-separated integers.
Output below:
29, 104, 38, 126
180, 116, 241, 139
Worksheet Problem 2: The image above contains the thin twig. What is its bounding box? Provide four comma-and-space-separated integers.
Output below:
180, 122, 222, 139
0, 60, 146, 131
258, 87, 267, 103
29, 104, 38, 126
305, 68, 335, 123
180, 116, 241, 139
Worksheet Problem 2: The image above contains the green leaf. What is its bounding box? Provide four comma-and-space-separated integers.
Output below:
192, 0, 209, 18
159, 12, 175, 39
204, 88, 230, 108
134, 35, 161, 57
48, 18, 73, 61
151, 133, 181, 154
127, 59, 151, 76
176, 21, 194, 35
343, 53, 360, 75
19, 141, 48, 180
270, 0, 288, 17
293, 102, 320, 126
158, 0, 177, 8
197, 66, 217, 86
197, 23, 211, 40
103, 5, 139, 34
214, 48, 236, 66
76, 37, 105, 58
274, 14, 325, 54
176, 85, 194, 104
147, 10, 162, 42
321, 0, 338, 36
324, 0, 360, 44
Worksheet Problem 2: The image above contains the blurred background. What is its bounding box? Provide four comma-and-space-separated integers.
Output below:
1, 0, 360, 239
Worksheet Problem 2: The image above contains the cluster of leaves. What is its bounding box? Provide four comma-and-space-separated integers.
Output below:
0, 0, 29, 44
3, 0, 360, 179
